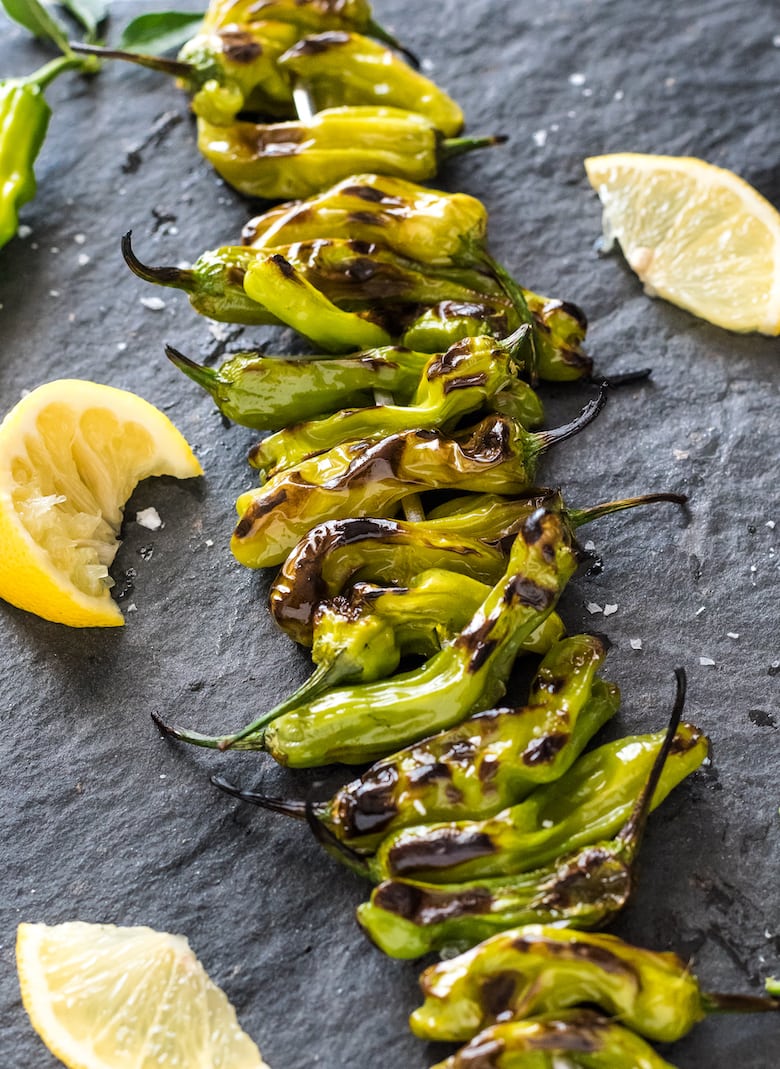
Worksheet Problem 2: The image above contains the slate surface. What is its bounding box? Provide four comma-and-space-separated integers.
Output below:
1, 1, 779, 1066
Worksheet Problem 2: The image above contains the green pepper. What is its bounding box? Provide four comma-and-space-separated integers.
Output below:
73, 23, 299, 125
243, 173, 488, 265
400, 300, 516, 352
278, 32, 464, 135
203, 0, 415, 63
411, 924, 780, 1045
213, 633, 615, 853
197, 107, 505, 201
357, 670, 690, 956
156, 506, 581, 765
231, 395, 605, 569
166, 344, 429, 430
246, 331, 534, 479
243, 251, 393, 351
429, 1011, 679, 1069
370, 720, 708, 885
0, 57, 81, 250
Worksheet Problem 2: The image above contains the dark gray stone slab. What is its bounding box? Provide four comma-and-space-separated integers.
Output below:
1, 1, 778, 1066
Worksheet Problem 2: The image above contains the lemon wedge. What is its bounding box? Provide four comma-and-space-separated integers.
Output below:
0, 379, 202, 627
16, 921, 269, 1069
584, 152, 780, 334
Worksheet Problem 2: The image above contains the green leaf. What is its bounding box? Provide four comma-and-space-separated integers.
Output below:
59, 0, 107, 38
119, 11, 204, 55
0, 0, 72, 54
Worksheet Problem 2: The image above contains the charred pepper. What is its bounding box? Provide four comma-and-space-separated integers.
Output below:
212, 633, 616, 852
429, 1011, 679, 1069
277, 32, 463, 135
197, 107, 505, 201
230, 394, 605, 569
370, 720, 708, 884
411, 924, 780, 1044
156, 506, 581, 765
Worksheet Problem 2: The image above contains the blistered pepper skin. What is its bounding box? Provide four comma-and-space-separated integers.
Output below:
429, 1011, 680, 1069
278, 31, 464, 135
371, 722, 708, 884
411, 925, 706, 1044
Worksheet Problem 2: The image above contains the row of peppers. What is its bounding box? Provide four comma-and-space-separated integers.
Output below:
108, 3, 778, 1065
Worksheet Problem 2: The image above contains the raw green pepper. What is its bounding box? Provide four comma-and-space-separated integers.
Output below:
0, 56, 81, 250
411, 924, 780, 1044
197, 107, 505, 201
231, 395, 605, 569
370, 720, 708, 885
166, 344, 429, 430
156, 506, 581, 765
429, 1011, 679, 1069
246, 331, 533, 478
278, 31, 463, 135
268, 488, 685, 644
212, 633, 615, 852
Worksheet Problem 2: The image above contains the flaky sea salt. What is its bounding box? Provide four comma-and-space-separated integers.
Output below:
699, 657, 716, 666
136, 507, 163, 531
586, 603, 603, 615
603, 604, 618, 617
140, 296, 166, 311
630, 638, 643, 650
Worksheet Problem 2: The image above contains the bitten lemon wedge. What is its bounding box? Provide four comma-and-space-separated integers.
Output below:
584, 152, 780, 334
0, 380, 202, 627
16, 921, 269, 1069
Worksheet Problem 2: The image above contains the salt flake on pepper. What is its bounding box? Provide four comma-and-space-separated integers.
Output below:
136, 507, 163, 531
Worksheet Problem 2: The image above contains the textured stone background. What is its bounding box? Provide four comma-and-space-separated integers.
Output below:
1, 1, 778, 1066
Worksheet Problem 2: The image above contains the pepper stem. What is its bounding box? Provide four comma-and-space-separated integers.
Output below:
701, 992, 780, 1015
470, 246, 539, 380
165, 345, 220, 396
365, 19, 420, 68
210, 776, 310, 821
440, 134, 508, 162
569, 492, 688, 529
69, 41, 195, 80
122, 231, 195, 290
536, 384, 607, 452
304, 802, 371, 878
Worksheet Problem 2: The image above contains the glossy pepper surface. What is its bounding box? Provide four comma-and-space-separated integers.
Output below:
247, 332, 533, 478
166, 344, 428, 430
0, 57, 79, 250
411, 923, 780, 1044
231, 394, 605, 568
429, 1011, 679, 1069
162, 507, 581, 765
242, 173, 488, 264
197, 106, 504, 201
371, 720, 708, 883
277, 32, 463, 135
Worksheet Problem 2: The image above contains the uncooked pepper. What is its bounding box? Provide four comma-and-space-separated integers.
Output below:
231, 394, 605, 569
429, 1011, 679, 1069
411, 924, 780, 1044
246, 331, 534, 478
156, 506, 581, 765
197, 106, 505, 201
166, 344, 429, 430
370, 720, 708, 884
0, 57, 80, 250
277, 31, 463, 135
212, 633, 616, 852
268, 488, 685, 644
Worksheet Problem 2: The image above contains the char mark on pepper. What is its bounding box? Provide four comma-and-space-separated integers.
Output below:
388, 828, 498, 875
219, 30, 264, 63
510, 932, 638, 979
521, 732, 570, 766
290, 30, 351, 55
234, 487, 289, 538
502, 576, 555, 611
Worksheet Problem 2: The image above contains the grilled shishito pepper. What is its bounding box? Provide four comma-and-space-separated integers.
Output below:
213, 634, 616, 851
358, 670, 689, 956
0, 57, 81, 250
268, 489, 686, 645
242, 173, 488, 265
278, 32, 463, 135
371, 721, 708, 884
401, 300, 515, 352
197, 107, 505, 200
231, 394, 605, 569
166, 344, 429, 430
429, 1011, 679, 1069
247, 331, 535, 479
411, 925, 780, 1044
159, 507, 581, 765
